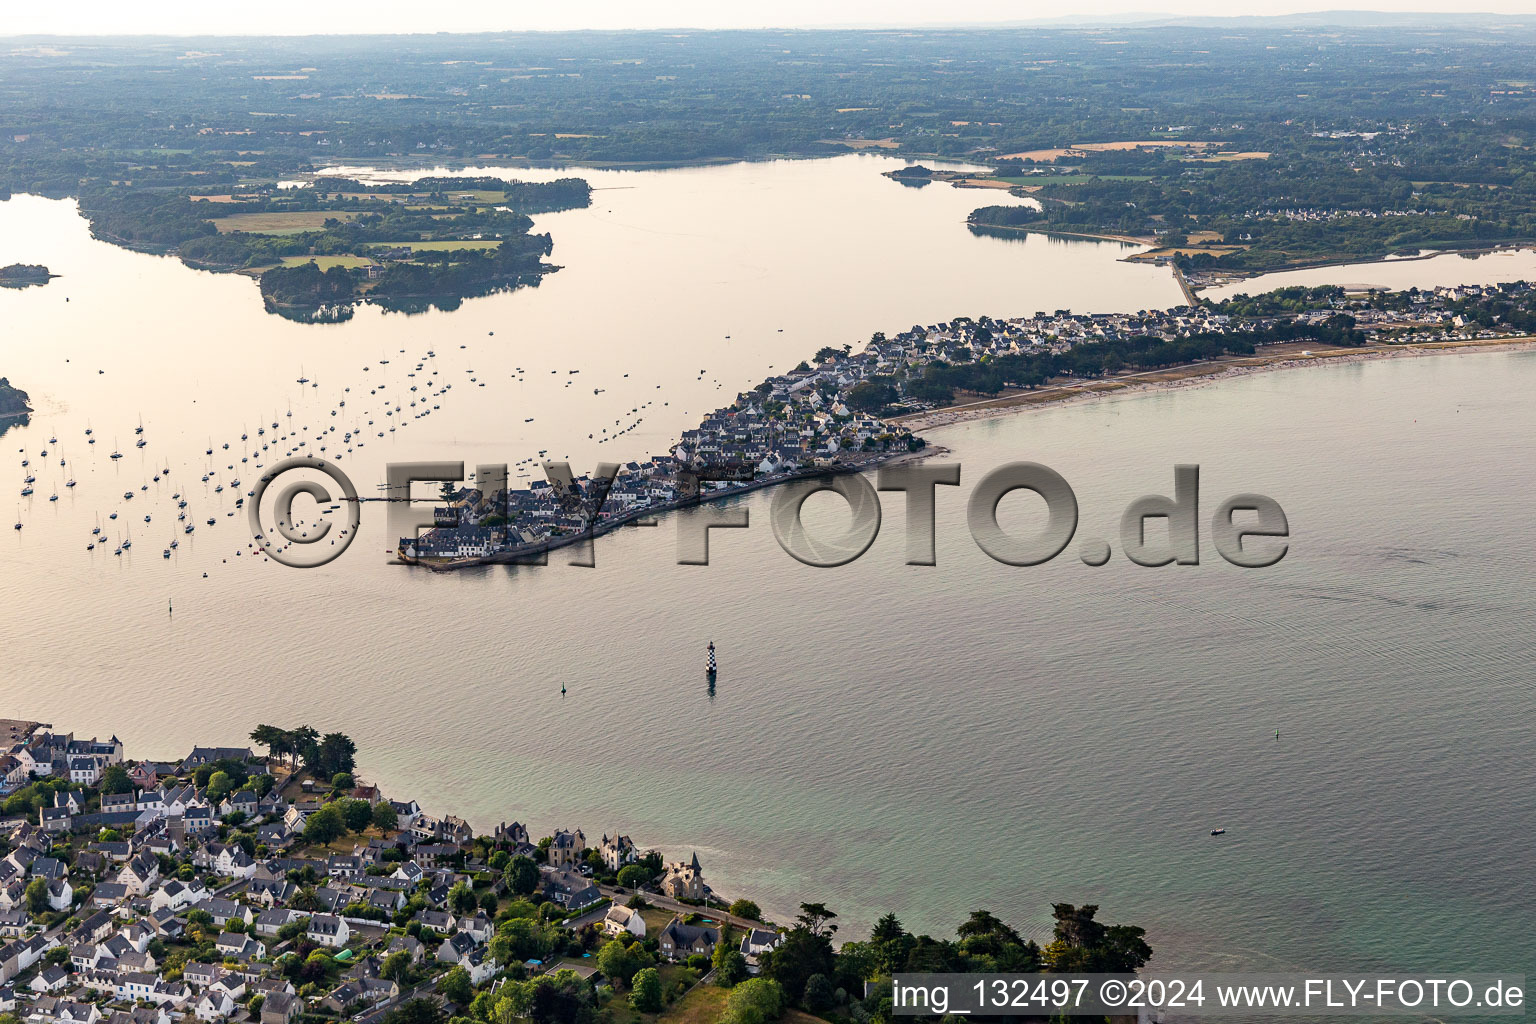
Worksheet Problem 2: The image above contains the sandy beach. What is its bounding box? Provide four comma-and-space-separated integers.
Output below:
894, 336, 1536, 433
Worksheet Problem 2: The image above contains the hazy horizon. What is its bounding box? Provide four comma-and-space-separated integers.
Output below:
4, 1, 1536, 38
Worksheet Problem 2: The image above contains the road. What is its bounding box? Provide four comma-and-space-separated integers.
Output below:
595, 884, 774, 935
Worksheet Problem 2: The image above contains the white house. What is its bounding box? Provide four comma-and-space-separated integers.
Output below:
306, 915, 349, 948
603, 904, 645, 938
195, 989, 236, 1021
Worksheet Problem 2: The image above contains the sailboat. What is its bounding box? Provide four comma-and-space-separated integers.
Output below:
135, 416, 144, 435
110, 439, 123, 459
12, 508, 20, 531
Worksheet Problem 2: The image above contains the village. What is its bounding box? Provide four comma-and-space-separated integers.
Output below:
403, 280, 1536, 565
0, 719, 789, 1024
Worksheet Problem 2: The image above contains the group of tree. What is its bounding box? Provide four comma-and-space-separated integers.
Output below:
249, 725, 356, 779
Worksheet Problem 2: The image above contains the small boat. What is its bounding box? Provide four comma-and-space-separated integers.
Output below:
20, 485, 32, 496
66, 478, 76, 488
1210, 828, 1226, 836
136, 438, 147, 448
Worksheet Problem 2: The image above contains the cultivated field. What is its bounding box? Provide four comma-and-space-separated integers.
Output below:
212, 210, 360, 233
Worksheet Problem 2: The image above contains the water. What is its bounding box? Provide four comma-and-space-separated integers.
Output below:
1201, 247, 1536, 301
2, 154, 1533, 982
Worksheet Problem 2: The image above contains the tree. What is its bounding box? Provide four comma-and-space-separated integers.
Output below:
306, 732, 356, 779
448, 883, 478, 916
795, 903, 837, 937
728, 899, 761, 921
871, 913, 905, 944
303, 803, 346, 846
331, 772, 355, 793
594, 939, 632, 986
507, 855, 538, 895
761, 927, 835, 1003
720, 978, 784, 1024
802, 974, 834, 1013
385, 998, 446, 1024
250, 725, 289, 764
339, 798, 373, 833
99, 764, 133, 795
25, 877, 47, 915
380, 951, 412, 983
206, 771, 233, 803
372, 802, 399, 832
615, 864, 649, 889
438, 966, 473, 1005
713, 950, 749, 988
478, 889, 499, 914
628, 968, 662, 1013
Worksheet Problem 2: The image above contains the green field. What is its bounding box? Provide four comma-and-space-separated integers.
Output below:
213, 210, 361, 234
278, 255, 376, 269
367, 239, 503, 251
996, 173, 1154, 186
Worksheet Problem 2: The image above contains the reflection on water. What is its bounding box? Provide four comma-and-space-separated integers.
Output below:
1201, 247, 1536, 302
1, 154, 1530, 984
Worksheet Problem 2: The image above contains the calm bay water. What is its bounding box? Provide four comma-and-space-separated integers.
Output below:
1, 154, 1532, 983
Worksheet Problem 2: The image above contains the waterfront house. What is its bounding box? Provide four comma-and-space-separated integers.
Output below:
658, 852, 705, 901
598, 833, 637, 872
547, 829, 585, 869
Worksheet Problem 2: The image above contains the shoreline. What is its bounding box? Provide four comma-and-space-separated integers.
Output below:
398, 443, 947, 571
893, 336, 1536, 432
1186, 242, 1536, 291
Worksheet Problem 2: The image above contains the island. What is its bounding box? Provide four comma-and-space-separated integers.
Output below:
0, 376, 32, 418
0, 716, 1153, 1024
77, 175, 592, 322
0, 264, 54, 289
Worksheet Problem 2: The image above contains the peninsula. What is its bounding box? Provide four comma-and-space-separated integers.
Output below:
403, 279, 1536, 569
0, 717, 1152, 1024
0, 378, 33, 419
0, 265, 53, 289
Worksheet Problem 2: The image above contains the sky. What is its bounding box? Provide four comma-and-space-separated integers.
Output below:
4, 0, 1536, 36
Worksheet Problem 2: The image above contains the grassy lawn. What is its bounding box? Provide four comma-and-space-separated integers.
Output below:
365, 239, 503, 251
639, 907, 677, 935
278, 256, 376, 270
213, 211, 361, 234
783, 1012, 833, 1024
654, 983, 725, 1024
